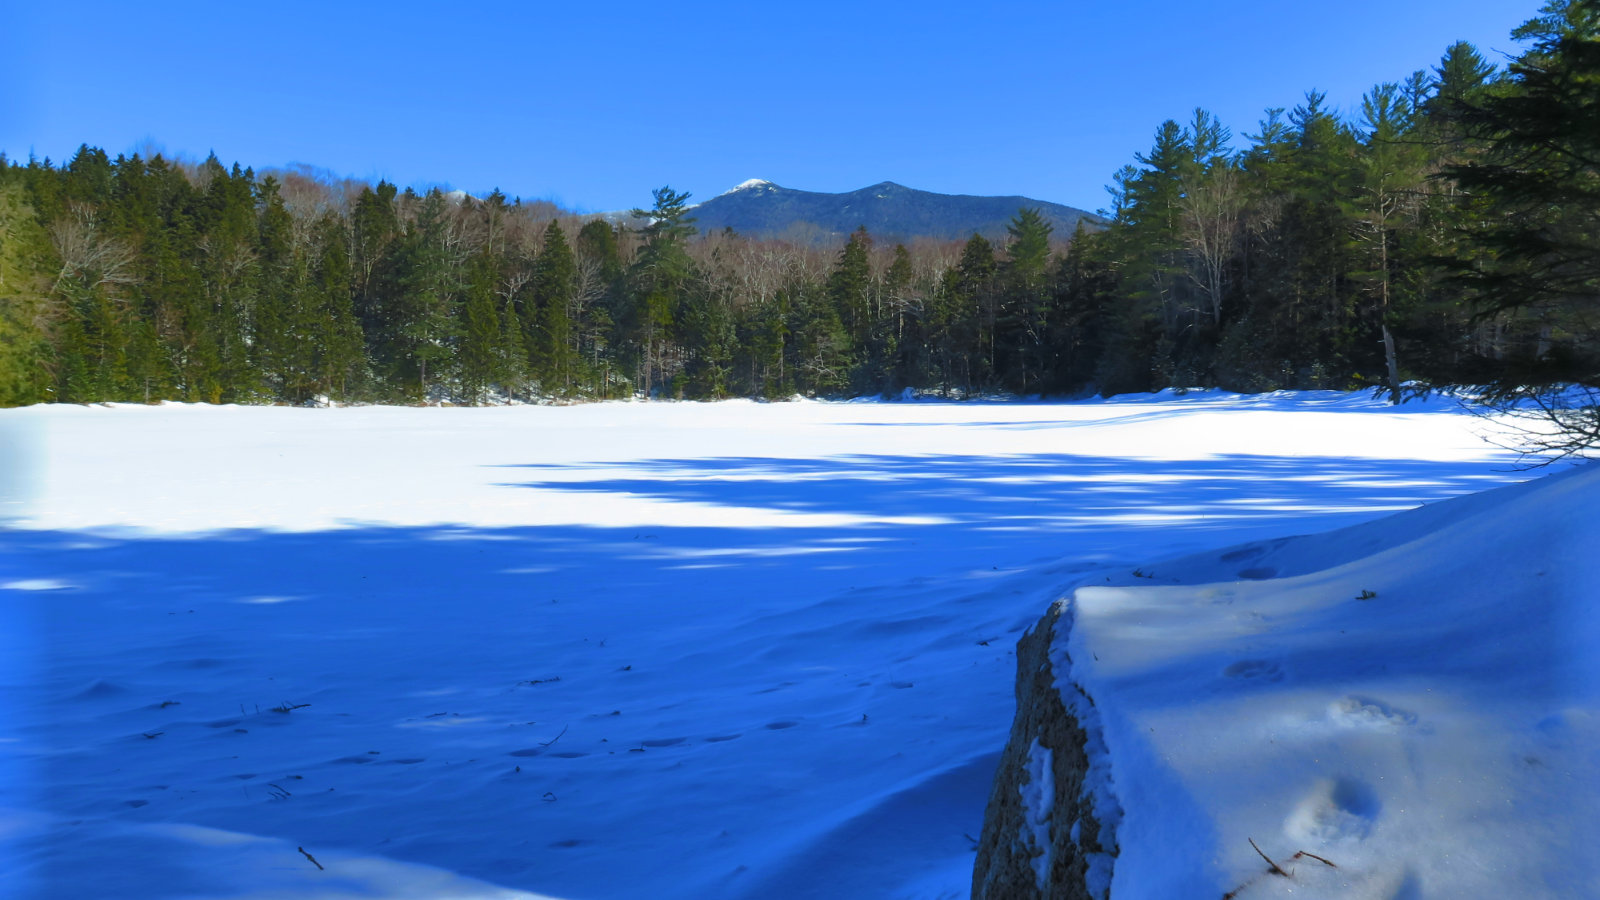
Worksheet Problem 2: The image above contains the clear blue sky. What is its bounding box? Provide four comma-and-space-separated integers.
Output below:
3, 0, 1537, 214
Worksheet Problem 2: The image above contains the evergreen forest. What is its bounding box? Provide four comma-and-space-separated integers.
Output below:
1, 5, 1595, 409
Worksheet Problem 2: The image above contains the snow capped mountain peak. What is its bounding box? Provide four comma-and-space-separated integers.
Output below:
723, 178, 776, 195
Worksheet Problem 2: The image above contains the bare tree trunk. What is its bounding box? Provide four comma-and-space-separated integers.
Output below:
1379, 232, 1401, 405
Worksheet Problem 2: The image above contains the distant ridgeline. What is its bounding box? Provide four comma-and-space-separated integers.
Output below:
669, 179, 1102, 245
0, 17, 1595, 408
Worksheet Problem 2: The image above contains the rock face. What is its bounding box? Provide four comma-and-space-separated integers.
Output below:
972, 600, 1116, 899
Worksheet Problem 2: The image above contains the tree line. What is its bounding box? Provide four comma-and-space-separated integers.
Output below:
0, 1, 1593, 410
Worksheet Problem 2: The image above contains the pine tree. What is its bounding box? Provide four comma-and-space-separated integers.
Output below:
827, 226, 873, 351
1127, 119, 1190, 338
1444, 0, 1600, 452
787, 281, 849, 396
1446, 0, 1600, 378
1051, 223, 1116, 392
459, 252, 503, 404
390, 189, 461, 400
953, 233, 997, 393
253, 176, 302, 401
575, 219, 624, 396
997, 208, 1054, 392
309, 214, 365, 400
351, 181, 400, 342
0, 179, 55, 405
531, 221, 578, 394
627, 187, 697, 397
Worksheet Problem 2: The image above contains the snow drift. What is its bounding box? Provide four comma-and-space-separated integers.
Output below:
977, 461, 1600, 898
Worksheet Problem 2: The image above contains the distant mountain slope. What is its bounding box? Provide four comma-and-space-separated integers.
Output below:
681, 179, 1103, 244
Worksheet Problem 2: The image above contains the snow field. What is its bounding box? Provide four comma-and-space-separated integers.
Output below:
0, 391, 1551, 898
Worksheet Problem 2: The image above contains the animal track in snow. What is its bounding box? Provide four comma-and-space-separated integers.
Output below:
1328, 696, 1415, 730
1285, 777, 1380, 843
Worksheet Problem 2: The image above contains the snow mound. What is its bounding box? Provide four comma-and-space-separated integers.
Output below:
1063, 462, 1600, 898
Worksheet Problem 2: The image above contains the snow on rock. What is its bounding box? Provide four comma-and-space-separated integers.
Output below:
988, 460, 1600, 898
973, 604, 1116, 900
1019, 738, 1054, 887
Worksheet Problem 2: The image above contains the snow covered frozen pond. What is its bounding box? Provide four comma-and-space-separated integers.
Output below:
0, 393, 1552, 898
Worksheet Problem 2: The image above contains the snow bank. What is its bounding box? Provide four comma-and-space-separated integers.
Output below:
1036, 462, 1600, 898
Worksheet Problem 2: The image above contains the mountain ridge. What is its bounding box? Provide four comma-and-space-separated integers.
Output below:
634, 179, 1104, 244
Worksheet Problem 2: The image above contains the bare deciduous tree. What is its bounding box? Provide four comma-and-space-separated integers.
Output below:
49, 205, 138, 304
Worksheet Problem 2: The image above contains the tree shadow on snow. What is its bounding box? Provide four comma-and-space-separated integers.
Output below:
1, 450, 1525, 899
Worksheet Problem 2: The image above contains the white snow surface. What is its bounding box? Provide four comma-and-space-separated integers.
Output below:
0, 390, 1585, 898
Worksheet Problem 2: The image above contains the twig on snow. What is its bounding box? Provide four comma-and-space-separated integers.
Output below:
1292, 849, 1337, 868
1249, 837, 1289, 877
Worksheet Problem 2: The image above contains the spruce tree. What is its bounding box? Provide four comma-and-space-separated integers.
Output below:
1444, 0, 1600, 452
998, 208, 1054, 392
309, 214, 365, 400
627, 187, 696, 397
0, 180, 54, 405
1446, 0, 1600, 376
953, 233, 998, 393
459, 252, 503, 404
531, 221, 578, 394
826, 226, 873, 352
390, 189, 461, 401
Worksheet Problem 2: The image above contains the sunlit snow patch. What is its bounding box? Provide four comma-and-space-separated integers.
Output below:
1, 578, 75, 591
